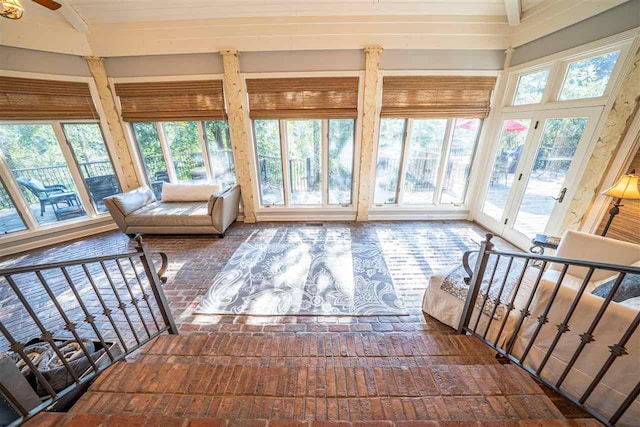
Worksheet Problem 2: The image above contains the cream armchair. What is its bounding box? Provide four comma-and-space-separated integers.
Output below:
104, 185, 241, 238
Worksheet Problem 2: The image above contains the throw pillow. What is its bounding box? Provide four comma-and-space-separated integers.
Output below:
592, 273, 640, 302
161, 182, 222, 202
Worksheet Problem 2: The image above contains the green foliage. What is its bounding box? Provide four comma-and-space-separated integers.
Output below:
560, 51, 620, 100
0, 124, 65, 169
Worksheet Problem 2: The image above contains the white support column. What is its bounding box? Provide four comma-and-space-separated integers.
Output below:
84, 56, 141, 191
356, 46, 383, 221
220, 49, 258, 223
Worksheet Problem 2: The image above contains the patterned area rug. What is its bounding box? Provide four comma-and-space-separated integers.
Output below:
194, 240, 406, 316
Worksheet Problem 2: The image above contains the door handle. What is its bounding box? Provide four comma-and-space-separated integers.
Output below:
554, 187, 567, 203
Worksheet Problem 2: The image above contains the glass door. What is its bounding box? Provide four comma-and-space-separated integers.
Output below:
479, 108, 601, 247
504, 107, 601, 246
479, 114, 537, 233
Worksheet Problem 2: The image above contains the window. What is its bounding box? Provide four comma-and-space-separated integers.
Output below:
204, 121, 235, 187
373, 119, 405, 204
132, 123, 168, 199
513, 69, 550, 105
374, 117, 482, 206
0, 121, 119, 233
0, 179, 26, 235
63, 123, 121, 213
328, 119, 355, 205
131, 120, 237, 199
255, 119, 285, 205
253, 119, 355, 207
441, 118, 482, 204
163, 121, 205, 182
402, 119, 447, 204
559, 51, 620, 100
0, 124, 87, 225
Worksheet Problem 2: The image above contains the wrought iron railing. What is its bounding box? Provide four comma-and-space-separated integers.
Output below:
458, 234, 640, 426
0, 237, 176, 426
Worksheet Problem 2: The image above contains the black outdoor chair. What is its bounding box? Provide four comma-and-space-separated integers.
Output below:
85, 175, 119, 203
16, 177, 80, 216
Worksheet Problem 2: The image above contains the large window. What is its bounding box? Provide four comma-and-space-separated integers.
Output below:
0, 121, 119, 235
253, 119, 355, 207
131, 120, 236, 199
373, 118, 482, 206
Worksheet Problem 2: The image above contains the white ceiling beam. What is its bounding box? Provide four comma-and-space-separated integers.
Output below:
58, 0, 89, 34
504, 0, 521, 26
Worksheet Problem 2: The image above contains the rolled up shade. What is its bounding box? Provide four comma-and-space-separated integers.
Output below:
0, 76, 97, 120
246, 77, 359, 119
381, 76, 496, 118
114, 80, 226, 122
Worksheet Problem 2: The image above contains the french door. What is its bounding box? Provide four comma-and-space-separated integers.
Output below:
478, 106, 602, 248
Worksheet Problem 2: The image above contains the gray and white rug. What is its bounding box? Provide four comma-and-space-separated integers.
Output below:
194, 240, 406, 316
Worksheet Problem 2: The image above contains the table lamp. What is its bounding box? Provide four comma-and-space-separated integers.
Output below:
600, 169, 640, 236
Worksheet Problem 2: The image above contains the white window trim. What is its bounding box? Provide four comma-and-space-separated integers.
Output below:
471, 30, 640, 250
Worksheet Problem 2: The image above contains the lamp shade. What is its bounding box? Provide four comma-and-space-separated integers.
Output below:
602, 173, 640, 199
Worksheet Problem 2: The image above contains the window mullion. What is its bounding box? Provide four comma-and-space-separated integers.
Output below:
52, 122, 97, 217
396, 118, 412, 205
198, 121, 214, 182
433, 119, 454, 205
157, 123, 178, 183
280, 120, 291, 206
0, 157, 38, 230
322, 119, 329, 207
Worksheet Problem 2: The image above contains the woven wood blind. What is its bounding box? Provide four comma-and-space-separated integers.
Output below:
381, 76, 497, 118
246, 77, 359, 119
114, 80, 226, 122
0, 76, 97, 120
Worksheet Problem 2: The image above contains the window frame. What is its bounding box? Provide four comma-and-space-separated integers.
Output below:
372, 117, 483, 208
252, 118, 357, 209
129, 119, 236, 193
0, 118, 121, 237
502, 38, 633, 112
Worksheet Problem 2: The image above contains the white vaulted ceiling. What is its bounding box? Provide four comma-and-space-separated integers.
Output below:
0, 0, 631, 57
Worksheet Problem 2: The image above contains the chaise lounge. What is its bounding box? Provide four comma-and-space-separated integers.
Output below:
104, 184, 241, 238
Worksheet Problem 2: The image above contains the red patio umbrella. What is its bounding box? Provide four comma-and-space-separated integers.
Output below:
504, 120, 528, 132
455, 119, 480, 130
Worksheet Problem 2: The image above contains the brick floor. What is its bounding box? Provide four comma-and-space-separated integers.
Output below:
0, 221, 593, 425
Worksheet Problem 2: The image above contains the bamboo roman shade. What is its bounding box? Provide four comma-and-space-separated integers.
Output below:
114, 80, 226, 122
0, 76, 97, 120
246, 77, 359, 119
381, 76, 497, 118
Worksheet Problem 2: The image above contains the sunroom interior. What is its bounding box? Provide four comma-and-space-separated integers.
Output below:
0, 0, 639, 426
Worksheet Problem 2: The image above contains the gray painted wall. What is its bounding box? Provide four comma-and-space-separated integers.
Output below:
239, 50, 364, 72
512, 0, 640, 66
380, 49, 505, 70
0, 45, 90, 76
104, 53, 224, 77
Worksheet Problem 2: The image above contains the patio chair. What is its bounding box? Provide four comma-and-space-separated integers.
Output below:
16, 177, 80, 216
85, 175, 119, 203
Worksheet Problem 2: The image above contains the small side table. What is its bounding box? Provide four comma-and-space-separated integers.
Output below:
530, 234, 561, 255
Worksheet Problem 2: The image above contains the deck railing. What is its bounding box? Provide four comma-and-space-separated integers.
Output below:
458, 234, 640, 426
0, 237, 176, 426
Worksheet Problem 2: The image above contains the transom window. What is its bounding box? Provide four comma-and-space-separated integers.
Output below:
559, 50, 620, 100
374, 117, 482, 206
131, 120, 236, 199
513, 69, 550, 105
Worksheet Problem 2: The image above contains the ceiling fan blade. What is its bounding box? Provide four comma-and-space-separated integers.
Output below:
31, 0, 62, 11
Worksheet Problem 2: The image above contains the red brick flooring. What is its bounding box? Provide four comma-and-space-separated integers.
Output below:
2, 222, 595, 425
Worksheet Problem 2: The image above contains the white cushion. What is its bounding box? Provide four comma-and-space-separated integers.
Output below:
619, 296, 640, 311
161, 182, 221, 202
